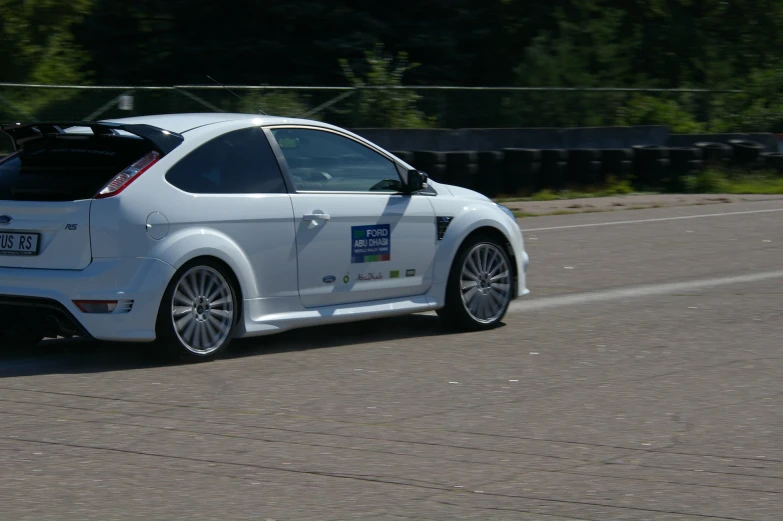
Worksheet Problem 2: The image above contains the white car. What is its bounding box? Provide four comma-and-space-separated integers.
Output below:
0, 114, 529, 360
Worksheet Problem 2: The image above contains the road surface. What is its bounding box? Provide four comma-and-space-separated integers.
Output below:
1, 199, 781, 520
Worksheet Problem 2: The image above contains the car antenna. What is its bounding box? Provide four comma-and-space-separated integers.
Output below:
206, 75, 268, 115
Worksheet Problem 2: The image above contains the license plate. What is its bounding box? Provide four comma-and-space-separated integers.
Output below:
0, 232, 40, 256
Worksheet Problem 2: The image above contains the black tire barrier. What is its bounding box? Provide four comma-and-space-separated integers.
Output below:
412, 151, 447, 182
502, 148, 541, 194
391, 151, 414, 164
669, 147, 703, 175
688, 159, 705, 172
567, 149, 603, 186
693, 142, 731, 167
632, 145, 670, 189
538, 149, 568, 190
476, 151, 505, 197
445, 151, 479, 187
540, 149, 568, 163
601, 149, 633, 180
728, 139, 764, 166
421, 164, 447, 182
760, 152, 783, 173
445, 150, 478, 168
539, 161, 567, 191
666, 150, 703, 192
632, 145, 670, 159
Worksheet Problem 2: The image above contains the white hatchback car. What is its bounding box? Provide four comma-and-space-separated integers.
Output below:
0, 114, 529, 360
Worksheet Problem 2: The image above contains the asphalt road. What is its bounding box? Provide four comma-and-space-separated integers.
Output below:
1, 199, 781, 521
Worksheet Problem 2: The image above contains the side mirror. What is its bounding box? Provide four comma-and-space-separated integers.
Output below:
405, 169, 429, 193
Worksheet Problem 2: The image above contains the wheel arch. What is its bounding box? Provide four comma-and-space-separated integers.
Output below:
446, 225, 519, 299
149, 228, 260, 299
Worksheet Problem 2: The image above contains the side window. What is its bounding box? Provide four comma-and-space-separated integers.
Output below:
271, 128, 402, 192
166, 127, 286, 194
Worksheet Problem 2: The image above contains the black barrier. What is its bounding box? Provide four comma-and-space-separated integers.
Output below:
668, 133, 780, 153
761, 152, 783, 172
601, 149, 633, 180
395, 133, 776, 198
352, 126, 672, 152
352, 127, 779, 155
411, 150, 447, 182
539, 150, 567, 191
445, 151, 478, 187
476, 151, 504, 196
501, 149, 540, 194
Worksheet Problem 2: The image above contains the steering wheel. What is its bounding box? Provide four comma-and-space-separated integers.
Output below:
368, 179, 400, 192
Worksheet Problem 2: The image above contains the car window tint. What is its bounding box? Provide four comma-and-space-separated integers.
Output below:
271, 128, 402, 192
0, 136, 153, 202
166, 127, 286, 194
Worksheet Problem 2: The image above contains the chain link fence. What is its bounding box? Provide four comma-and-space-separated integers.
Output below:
0, 82, 744, 131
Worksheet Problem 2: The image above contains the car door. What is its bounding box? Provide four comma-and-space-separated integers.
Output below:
266, 126, 437, 309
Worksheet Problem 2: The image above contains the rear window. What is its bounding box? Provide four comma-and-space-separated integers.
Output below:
0, 136, 153, 202
165, 127, 287, 194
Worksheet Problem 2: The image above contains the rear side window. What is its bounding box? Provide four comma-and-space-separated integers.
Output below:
0, 136, 153, 202
166, 127, 286, 194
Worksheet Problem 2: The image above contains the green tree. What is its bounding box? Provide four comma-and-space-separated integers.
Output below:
339, 43, 433, 128
0, 0, 92, 84
0, 0, 93, 121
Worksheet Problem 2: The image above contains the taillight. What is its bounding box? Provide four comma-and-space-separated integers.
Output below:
73, 299, 134, 314
94, 150, 160, 199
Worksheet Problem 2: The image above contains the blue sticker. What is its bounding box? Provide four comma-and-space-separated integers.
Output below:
351, 224, 391, 263
323, 275, 336, 284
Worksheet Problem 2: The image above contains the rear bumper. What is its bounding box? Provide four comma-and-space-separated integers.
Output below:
0, 257, 176, 342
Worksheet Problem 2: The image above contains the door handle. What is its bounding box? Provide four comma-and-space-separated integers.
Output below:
302, 212, 331, 221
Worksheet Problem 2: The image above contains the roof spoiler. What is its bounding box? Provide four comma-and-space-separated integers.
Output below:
0, 121, 184, 155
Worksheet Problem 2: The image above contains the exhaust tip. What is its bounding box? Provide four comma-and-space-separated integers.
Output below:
43, 315, 61, 338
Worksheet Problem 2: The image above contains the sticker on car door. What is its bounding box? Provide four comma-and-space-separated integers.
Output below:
351, 224, 390, 263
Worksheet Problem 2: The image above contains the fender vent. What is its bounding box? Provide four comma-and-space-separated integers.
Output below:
436, 216, 453, 240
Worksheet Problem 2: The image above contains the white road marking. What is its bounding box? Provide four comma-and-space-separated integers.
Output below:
509, 270, 783, 313
520, 208, 783, 232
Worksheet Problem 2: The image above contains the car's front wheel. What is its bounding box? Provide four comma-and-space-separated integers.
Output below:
156, 260, 238, 362
438, 235, 513, 331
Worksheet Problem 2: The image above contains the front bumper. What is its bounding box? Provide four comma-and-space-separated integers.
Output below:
516, 249, 530, 298
0, 257, 176, 342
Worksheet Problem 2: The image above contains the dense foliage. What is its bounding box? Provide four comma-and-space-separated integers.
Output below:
2, 0, 783, 129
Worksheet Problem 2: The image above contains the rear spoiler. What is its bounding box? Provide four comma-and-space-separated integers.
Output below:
0, 121, 184, 155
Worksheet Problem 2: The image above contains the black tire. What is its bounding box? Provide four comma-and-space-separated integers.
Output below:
437, 235, 513, 331
694, 142, 731, 166
541, 149, 568, 163
155, 258, 239, 362
390, 151, 414, 164
669, 147, 702, 175
601, 149, 633, 179
728, 139, 764, 166
502, 148, 541, 162
502, 149, 540, 194
412, 150, 447, 170
538, 161, 565, 191
633, 147, 671, 189
445, 152, 478, 187
761, 152, 783, 172
687, 159, 705, 173
445, 151, 478, 168
476, 151, 504, 197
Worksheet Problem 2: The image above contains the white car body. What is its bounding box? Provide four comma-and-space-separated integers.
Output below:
0, 113, 529, 346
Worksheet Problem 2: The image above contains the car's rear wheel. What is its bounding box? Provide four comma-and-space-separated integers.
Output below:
156, 260, 237, 362
438, 236, 513, 331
